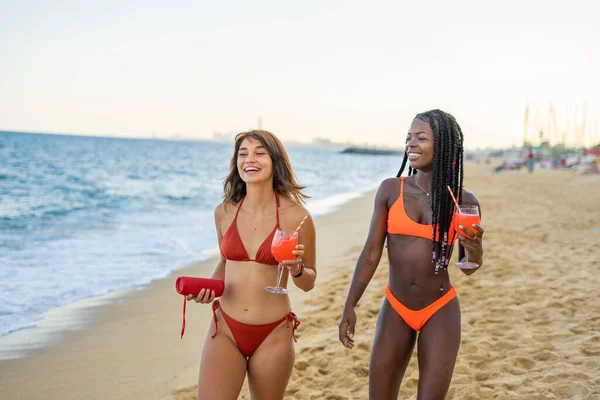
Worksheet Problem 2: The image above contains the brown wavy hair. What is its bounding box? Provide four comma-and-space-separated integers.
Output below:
223, 130, 308, 205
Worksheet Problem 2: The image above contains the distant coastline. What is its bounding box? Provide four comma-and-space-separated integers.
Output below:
340, 146, 403, 155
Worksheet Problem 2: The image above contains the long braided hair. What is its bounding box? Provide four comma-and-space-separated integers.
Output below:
396, 109, 464, 291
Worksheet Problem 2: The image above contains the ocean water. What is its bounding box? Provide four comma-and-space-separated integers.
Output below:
0, 131, 401, 339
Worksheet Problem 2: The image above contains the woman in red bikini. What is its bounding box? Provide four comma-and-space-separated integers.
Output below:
338, 109, 485, 399
187, 130, 316, 399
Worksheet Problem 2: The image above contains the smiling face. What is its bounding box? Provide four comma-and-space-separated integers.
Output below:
237, 137, 273, 184
405, 118, 434, 171
223, 129, 308, 204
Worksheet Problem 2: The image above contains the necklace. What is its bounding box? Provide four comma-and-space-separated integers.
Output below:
415, 179, 430, 196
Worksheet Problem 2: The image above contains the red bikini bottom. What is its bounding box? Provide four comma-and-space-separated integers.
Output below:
211, 300, 300, 358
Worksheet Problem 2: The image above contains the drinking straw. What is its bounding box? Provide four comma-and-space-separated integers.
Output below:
447, 186, 462, 213
292, 212, 310, 236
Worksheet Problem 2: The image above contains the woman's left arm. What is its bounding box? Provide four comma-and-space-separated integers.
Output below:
282, 212, 317, 291
457, 191, 484, 275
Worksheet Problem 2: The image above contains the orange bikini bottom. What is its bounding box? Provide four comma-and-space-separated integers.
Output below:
385, 285, 457, 332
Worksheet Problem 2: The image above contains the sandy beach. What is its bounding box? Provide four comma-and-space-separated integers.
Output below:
1, 164, 599, 400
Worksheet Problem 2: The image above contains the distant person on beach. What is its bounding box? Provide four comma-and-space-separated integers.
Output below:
493, 161, 508, 174
526, 145, 535, 173
187, 130, 317, 399
339, 109, 485, 399
583, 157, 600, 174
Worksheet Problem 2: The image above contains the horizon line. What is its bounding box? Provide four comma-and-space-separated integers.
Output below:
2, 128, 595, 151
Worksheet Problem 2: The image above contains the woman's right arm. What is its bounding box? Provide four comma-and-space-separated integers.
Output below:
339, 178, 392, 348
189, 203, 227, 303
212, 203, 225, 281
211, 203, 226, 281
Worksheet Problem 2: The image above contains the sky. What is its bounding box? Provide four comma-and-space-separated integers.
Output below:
1, 0, 599, 149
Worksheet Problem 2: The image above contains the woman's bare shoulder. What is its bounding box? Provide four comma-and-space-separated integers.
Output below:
373, 177, 399, 204
278, 195, 311, 223
379, 177, 399, 192
214, 201, 237, 220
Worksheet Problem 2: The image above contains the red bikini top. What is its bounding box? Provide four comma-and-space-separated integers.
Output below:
220, 192, 280, 265
387, 177, 458, 244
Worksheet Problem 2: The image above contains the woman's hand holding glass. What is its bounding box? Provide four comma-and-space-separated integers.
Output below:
281, 244, 305, 275
266, 229, 305, 294
455, 205, 484, 269
264, 243, 305, 295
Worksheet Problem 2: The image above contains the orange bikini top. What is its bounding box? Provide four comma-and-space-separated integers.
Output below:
220, 192, 280, 265
387, 177, 458, 244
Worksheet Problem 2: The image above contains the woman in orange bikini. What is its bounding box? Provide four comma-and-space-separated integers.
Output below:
187, 130, 316, 400
338, 109, 484, 399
